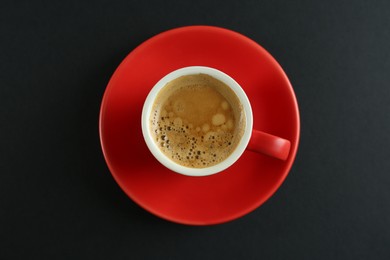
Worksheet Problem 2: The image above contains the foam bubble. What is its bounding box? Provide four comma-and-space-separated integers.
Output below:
221, 101, 229, 110
161, 109, 167, 117
174, 117, 182, 126
204, 131, 217, 141
202, 124, 210, 133
226, 119, 233, 129
212, 113, 226, 126
173, 100, 185, 113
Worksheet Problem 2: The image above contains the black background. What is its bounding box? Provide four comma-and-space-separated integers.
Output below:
1, 0, 389, 259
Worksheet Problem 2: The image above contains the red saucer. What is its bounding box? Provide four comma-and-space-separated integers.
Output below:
99, 26, 300, 225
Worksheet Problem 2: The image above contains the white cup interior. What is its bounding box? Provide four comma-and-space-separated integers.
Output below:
141, 66, 253, 176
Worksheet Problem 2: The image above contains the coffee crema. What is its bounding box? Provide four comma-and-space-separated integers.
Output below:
150, 74, 245, 168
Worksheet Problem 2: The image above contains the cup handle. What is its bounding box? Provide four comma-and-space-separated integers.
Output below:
247, 129, 291, 160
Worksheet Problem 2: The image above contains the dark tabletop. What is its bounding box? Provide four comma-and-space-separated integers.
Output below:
1, 0, 389, 259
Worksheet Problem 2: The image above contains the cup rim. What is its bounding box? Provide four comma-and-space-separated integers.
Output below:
141, 66, 253, 176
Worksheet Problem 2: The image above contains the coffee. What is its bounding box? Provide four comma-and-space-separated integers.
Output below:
150, 74, 245, 168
